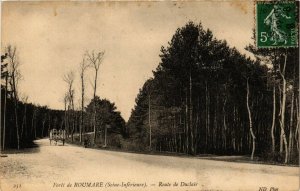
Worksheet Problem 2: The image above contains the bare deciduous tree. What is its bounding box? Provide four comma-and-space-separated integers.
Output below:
63, 71, 75, 142
1, 53, 8, 151
79, 57, 90, 143
6, 45, 22, 150
62, 92, 69, 137
85, 50, 105, 145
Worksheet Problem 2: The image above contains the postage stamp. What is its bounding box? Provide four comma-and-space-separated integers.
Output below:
256, 1, 298, 48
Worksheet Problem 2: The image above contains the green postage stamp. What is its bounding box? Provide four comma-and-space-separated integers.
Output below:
256, 1, 298, 48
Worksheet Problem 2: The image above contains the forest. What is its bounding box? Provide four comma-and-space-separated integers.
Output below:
127, 22, 299, 164
1, 46, 127, 151
1, 21, 299, 165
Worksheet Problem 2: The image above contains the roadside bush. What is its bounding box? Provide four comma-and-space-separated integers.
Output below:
107, 134, 122, 148
120, 139, 146, 152
261, 149, 299, 165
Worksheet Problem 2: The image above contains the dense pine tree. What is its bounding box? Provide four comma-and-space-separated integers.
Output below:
126, 22, 299, 164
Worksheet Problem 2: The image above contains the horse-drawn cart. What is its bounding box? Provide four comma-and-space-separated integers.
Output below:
49, 129, 66, 145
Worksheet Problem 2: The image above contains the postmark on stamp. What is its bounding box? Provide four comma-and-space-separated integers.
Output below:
256, 1, 298, 48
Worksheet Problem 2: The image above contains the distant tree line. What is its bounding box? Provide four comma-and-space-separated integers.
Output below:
1, 46, 126, 151
126, 22, 299, 164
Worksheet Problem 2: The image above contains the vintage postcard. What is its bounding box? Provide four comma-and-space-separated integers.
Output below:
1, 1, 299, 191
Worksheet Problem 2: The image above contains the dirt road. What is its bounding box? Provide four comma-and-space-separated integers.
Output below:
0, 138, 298, 191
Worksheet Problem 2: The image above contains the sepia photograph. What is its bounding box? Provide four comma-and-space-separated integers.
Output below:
0, 1, 299, 191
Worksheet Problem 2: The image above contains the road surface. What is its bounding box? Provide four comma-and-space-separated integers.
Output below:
0, 138, 298, 191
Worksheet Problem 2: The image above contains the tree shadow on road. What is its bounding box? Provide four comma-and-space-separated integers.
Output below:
1, 141, 40, 155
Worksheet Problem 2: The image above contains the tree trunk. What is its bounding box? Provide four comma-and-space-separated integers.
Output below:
80, 75, 84, 143
34, 113, 37, 139
48, 114, 51, 136
174, 114, 178, 152
64, 100, 67, 137
232, 105, 236, 152
223, 97, 227, 150
71, 99, 75, 142
189, 68, 194, 154
185, 91, 189, 154
14, 97, 20, 150
31, 111, 35, 138
246, 78, 256, 160
288, 89, 294, 162
279, 52, 289, 164
214, 93, 218, 149
271, 86, 276, 153
21, 104, 27, 140
42, 120, 45, 137
194, 96, 200, 153
179, 113, 182, 153
93, 71, 98, 145
2, 74, 8, 151
205, 81, 209, 151
279, 85, 283, 153
12, 73, 20, 150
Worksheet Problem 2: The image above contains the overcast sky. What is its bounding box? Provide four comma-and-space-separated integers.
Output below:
2, 1, 254, 121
